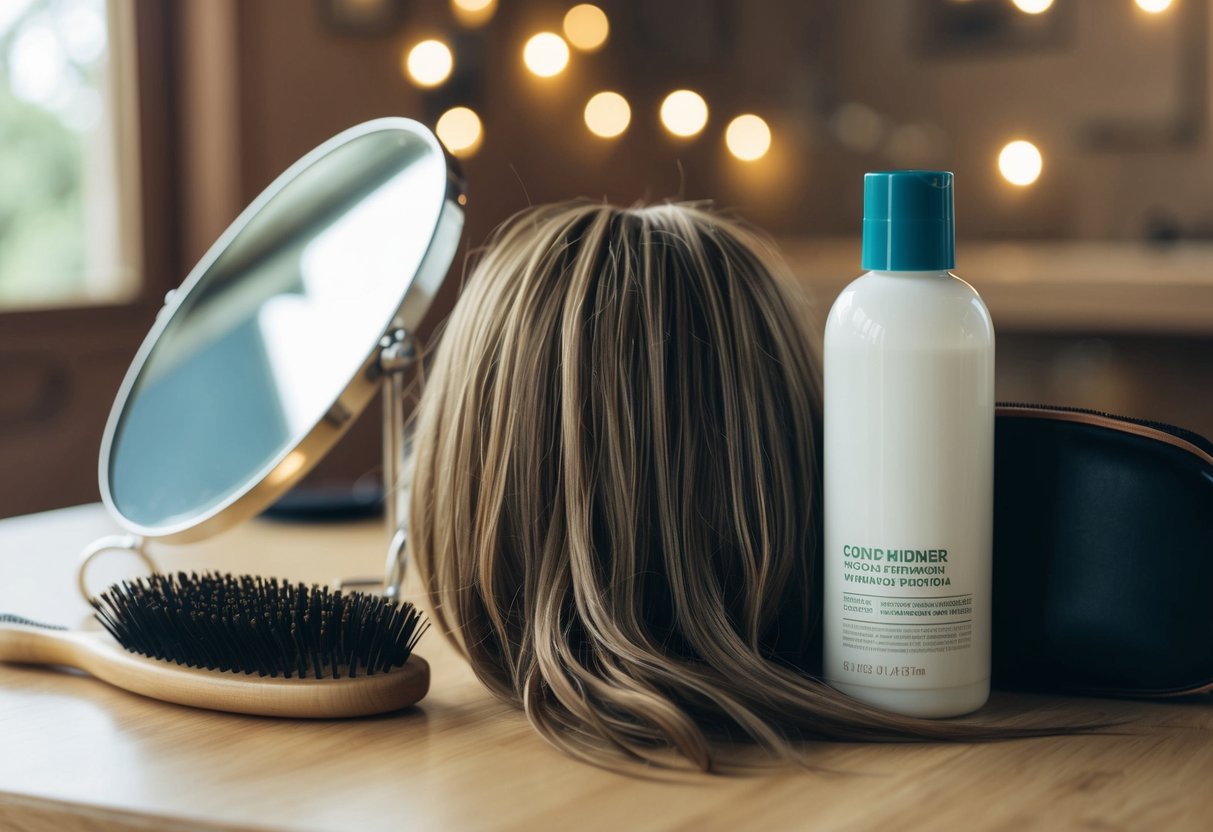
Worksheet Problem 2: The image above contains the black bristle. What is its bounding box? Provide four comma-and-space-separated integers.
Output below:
89, 572, 427, 678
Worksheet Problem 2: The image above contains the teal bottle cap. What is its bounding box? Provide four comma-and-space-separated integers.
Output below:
861, 170, 955, 271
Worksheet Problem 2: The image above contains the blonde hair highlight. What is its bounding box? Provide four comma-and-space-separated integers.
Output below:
409, 201, 1047, 773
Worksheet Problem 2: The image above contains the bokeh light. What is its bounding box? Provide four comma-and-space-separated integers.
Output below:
404, 39, 453, 88
1011, 0, 1054, 13
523, 32, 570, 77
563, 4, 609, 52
659, 90, 708, 138
584, 91, 631, 138
450, 0, 497, 27
998, 140, 1043, 186
436, 107, 483, 157
1135, 0, 1173, 12
725, 114, 771, 161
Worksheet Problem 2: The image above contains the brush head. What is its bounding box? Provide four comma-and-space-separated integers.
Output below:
91, 572, 428, 680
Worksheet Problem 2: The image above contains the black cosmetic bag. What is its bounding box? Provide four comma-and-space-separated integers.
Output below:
992, 404, 1213, 697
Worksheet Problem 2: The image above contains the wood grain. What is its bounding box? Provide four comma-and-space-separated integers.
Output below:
1, 504, 1211, 831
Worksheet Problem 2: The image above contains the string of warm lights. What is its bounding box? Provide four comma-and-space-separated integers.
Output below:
435, 106, 483, 156
1009, 0, 1055, 14
523, 31, 570, 77
1010, 0, 1172, 12
451, 0, 496, 28
404, 39, 453, 88
998, 140, 1043, 187
726, 115, 773, 162
659, 90, 709, 139
401, 0, 774, 164
584, 91, 630, 138
407, 0, 1177, 187
563, 3, 609, 52
994, 0, 1174, 184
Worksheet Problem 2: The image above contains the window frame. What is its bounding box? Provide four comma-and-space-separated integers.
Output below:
0, 0, 180, 517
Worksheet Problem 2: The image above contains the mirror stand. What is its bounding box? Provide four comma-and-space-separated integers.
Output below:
77, 328, 420, 603
77, 534, 155, 601
377, 327, 417, 600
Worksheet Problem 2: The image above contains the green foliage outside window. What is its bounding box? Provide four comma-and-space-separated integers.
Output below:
0, 0, 107, 307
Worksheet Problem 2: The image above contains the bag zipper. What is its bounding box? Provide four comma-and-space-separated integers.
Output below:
996, 402, 1213, 460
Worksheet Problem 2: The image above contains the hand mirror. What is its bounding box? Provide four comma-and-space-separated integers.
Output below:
81, 118, 465, 599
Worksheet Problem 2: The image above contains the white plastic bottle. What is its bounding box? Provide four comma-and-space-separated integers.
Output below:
823, 170, 994, 718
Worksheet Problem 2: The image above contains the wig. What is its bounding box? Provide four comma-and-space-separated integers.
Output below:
409, 201, 1044, 773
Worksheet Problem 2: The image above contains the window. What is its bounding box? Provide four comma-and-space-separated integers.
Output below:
0, 0, 141, 309
0, 0, 173, 519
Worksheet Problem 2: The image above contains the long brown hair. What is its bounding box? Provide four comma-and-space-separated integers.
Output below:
409, 201, 1050, 773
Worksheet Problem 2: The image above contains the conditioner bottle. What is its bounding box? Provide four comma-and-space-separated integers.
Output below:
823, 170, 994, 717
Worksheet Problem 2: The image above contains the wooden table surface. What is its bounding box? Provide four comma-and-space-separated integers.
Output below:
1, 504, 1211, 831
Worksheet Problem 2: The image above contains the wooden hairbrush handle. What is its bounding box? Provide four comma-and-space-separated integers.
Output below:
0, 615, 430, 719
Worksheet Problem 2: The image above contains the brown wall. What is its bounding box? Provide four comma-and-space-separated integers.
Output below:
820, 0, 1212, 241
202, 0, 1213, 247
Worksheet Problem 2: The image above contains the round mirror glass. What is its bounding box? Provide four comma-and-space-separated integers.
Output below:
102, 118, 463, 540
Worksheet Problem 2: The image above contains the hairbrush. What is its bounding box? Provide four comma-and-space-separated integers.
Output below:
0, 572, 429, 718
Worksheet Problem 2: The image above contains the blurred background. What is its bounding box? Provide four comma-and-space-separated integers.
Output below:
1, 0, 1211, 518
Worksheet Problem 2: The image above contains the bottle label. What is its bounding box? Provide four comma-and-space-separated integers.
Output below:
829, 542, 981, 684
823, 344, 993, 694
836, 545, 973, 677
